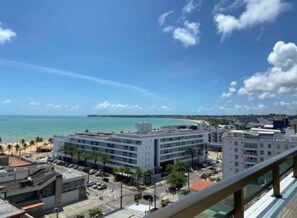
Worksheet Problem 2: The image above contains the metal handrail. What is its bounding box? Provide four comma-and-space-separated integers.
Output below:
146, 146, 297, 218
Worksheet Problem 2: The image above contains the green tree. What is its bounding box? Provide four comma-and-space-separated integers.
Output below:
135, 167, 143, 183
88, 207, 102, 217
90, 152, 101, 169
187, 146, 198, 168
197, 148, 203, 164
6, 144, 12, 154
29, 140, 35, 150
143, 169, 153, 185
76, 214, 85, 218
166, 171, 187, 190
15, 143, 21, 156
48, 137, 53, 144
22, 142, 28, 153
0, 145, 4, 154
82, 151, 90, 166
59, 143, 71, 161
74, 149, 83, 164
99, 153, 110, 177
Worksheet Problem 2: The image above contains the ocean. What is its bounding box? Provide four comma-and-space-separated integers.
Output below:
0, 116, 197, 143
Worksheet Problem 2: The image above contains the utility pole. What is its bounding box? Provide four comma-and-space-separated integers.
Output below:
120, 181, 123, 209
154, 182, 157, 208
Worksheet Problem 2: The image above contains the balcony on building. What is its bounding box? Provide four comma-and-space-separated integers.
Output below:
146, 146, 297, 218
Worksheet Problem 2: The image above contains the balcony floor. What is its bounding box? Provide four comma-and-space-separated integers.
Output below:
245, 172, 297, 218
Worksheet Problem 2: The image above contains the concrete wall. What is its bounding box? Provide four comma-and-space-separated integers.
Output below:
41, 196, 55, 210
62, 190, 79, 205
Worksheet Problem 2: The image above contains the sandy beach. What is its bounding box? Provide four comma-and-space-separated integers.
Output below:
0, 140, 53, 156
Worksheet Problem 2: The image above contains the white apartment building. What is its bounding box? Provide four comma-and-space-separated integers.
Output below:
222, 128, 297, 178
53, 123, 208, 172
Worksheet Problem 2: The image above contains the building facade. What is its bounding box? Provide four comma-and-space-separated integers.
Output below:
222, 128, 297, 178
53, 123, 209, 172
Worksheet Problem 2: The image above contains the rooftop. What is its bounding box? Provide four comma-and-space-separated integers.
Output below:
0, 199, 24, 217
1, 168, 59, 193
67, 128, 206, 140
0, 155, 32, 167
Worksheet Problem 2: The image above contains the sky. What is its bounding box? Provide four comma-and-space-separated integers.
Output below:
0, 0, 297, 115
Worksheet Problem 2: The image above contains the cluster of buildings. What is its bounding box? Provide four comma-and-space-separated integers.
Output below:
0, 155, 87, 217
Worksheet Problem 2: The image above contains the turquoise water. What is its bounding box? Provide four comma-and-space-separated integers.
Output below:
0, 116, 197, 143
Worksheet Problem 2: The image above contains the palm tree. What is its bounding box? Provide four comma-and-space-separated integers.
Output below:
15, 143, 21, 156
35, 136, 40, 146
59, 144, 70, 161
135, 167, 143, 184
197, 148, 203, 165
99, 153, 110, 177
48, 137, 53, 144
20, 139, 25, 146
74, 149, 83, 164
82, 151, 90, 167
69, 145, 76, 162
90, 152, 101, 169
6, 144, 12, 154
22, 142, 28, 153
203, 143, 210, 163
187, 146, 198, 169
144, 169, 153, 185
0, 145, 4, 154
29, 140, 35, 151
0, 137, 2, 144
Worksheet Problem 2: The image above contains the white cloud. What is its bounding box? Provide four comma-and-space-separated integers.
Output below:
163, 26, 174, 33
94, 101, 143, 111
214, 0, 289, 40
0, 22, 16, 44
238, 41, 297, 98
173, 21, 200, 47
158, 10, 174, 26
220, 81, 237, 98
29, 101, 41, 106
2, 99, 11, 104
183, 0, 202, 14
160, 105, 173, 111
213, 0, 245, 14
0, 59, 152, 96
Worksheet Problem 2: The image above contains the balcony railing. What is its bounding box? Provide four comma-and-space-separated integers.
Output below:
146, 146, 297, 218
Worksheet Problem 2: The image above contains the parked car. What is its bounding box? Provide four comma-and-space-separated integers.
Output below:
95, 170, 103, 176
92, 184, 98, 189
89, 169, 96, 175
97, 184, 107, 190
143, 194, 153, 201
87, 181, 95, 187
83, 167, 90, 173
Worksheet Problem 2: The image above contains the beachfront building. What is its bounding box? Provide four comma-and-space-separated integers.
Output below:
53, 122, 209, 172
222, 128, 297, 178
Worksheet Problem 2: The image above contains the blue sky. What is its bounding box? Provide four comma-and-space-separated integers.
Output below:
0, 0, 297, 115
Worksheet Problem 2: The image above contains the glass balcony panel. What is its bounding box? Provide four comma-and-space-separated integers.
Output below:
195, 195, 233, 218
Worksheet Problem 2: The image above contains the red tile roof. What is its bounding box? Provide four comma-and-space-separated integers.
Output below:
190, 180, 214, 191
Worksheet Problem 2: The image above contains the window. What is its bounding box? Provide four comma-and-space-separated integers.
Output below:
268, 144, 272, 149
260, 150, 264, 155
235, 162, 238, 166
260, 143, 263, 148
235, 155, 238, 160
268, 151, 272, 156
277, 144, 280, 149
235, 141, 238, 146
235, 148, 238, 153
